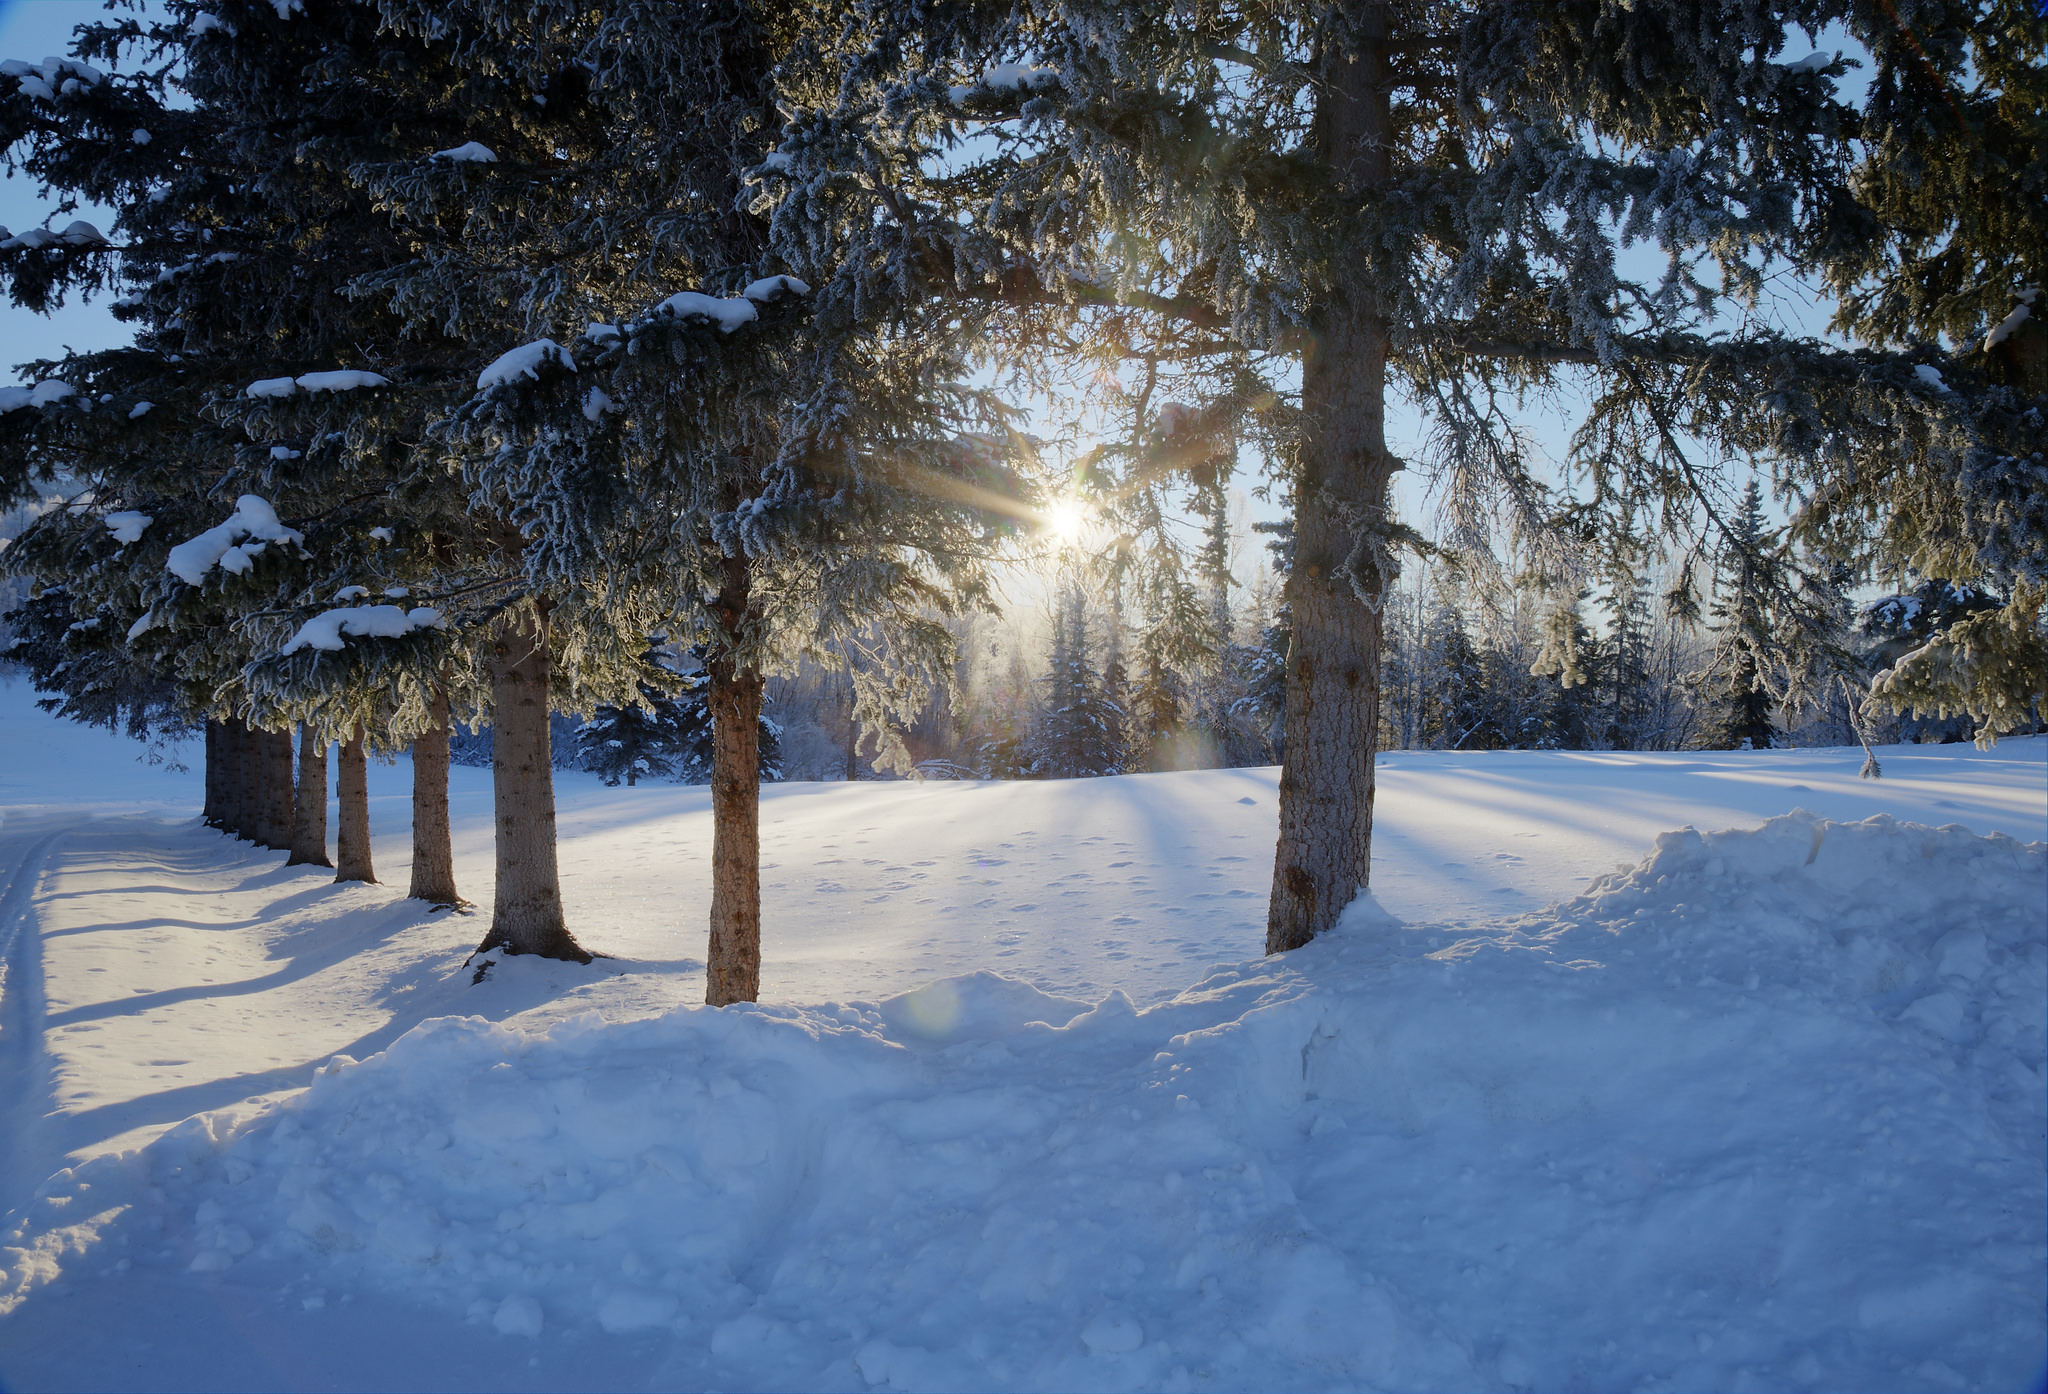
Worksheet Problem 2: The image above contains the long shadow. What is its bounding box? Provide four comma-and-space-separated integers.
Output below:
49, 953, 695, 1158
43, 898, 444, 1029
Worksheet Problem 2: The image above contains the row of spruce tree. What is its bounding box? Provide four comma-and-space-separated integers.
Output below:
0, 0, 2041, 992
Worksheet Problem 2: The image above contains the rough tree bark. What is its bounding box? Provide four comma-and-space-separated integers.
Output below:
231, 716, 259, 841
705, 552, 764, 1006
472, 606, 588, 960
203, 719, 225, 829
260, 727, 296, 851
334, 724, 377, 884
408, 689, 460, 904
286, 724, 331, 868
1267, 5, 1396, 954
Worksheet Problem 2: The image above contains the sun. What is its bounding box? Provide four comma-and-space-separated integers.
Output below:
1042, 496, 1092, 546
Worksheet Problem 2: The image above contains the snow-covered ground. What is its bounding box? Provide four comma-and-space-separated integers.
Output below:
0, 676, 2042, 1391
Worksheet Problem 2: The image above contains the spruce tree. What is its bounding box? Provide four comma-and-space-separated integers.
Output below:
1702, 479, 1781, 750
778, 0, 2045, 953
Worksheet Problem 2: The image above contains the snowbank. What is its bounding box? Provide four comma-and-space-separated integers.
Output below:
0, 812, 2038, 1390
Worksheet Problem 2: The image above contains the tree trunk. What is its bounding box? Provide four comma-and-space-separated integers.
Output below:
232, 717, 259, 841
1267, 6, 1396, 954
473, 607, 588, 960
260, 727, 296, 850
203, 719, 225, 828
706, 555, 763, 1005
408, 690, 460, 904
334, 724, 377, 884
286, 724, 331, 868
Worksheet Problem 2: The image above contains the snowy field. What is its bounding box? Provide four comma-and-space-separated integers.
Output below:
0, 676, 2042, 1392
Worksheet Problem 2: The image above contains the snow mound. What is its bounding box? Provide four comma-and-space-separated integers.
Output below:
279, 604, 442, 655
1, 813, 2040, 1391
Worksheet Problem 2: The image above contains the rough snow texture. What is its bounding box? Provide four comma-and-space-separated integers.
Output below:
279, 605, 443, 655
0, 812, 2039, 1390
477, 339, 573, 389
102, 511, 152, 544
430, 142, 497, 163
164, 496, 303, 585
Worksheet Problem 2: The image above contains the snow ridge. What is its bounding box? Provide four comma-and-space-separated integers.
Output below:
0, 811, 2038, 1390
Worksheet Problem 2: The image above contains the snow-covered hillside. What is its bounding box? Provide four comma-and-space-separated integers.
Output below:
0, 681, 2043, 1391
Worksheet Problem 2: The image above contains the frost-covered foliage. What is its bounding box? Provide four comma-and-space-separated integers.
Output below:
764, 0, 2044, 753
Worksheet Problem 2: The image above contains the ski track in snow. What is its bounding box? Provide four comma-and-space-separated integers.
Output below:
0, 681, 2043, 1390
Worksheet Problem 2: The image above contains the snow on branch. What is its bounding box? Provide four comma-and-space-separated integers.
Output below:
103, 511, 152, 544
280, 604, 443, 655
947, 63, 1059, 104
245, 370, 392, 399
743, 274, 810, 303
1, 56, 105, 102
0, 380, 77, 412
1983, 288, 2039, 353
0, 222, 110, 250
477, 339, 575, 389
165, 495, 304, 585
644, 291, 758, 332
431, 142, 498, 163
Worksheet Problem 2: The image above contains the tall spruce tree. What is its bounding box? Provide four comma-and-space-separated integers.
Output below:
366, 0, 1033, 1002
776, 0, 2046, 954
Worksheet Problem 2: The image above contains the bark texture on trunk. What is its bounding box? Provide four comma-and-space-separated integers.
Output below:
705, 556, 763, 1006
1267, 7, 1396, 954
334, 725, 377, 884
473, 608, 588, 960
286, 725, 331, 867
408, 690, 460, 904
233, 717, 260, 841
203, 720, 225, 828
260, 727, 296, 850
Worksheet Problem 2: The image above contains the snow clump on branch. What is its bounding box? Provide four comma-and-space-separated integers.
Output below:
477, 339, 574, 389
165, 496, 304, 585
245, 371, 390, 399
102, 511, 153, 545
0, 380, 77, 412
430, 142, 497, 163
280, 604, 443, 655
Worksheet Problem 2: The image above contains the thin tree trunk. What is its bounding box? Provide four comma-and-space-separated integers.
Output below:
334, 724, 376, 884
260, 727, 295, 850
706, 555, 763, 1005
203, 719, 224, 828
1267, 6, 1395, 954
473, 606, 587, 960
408, 690, 460, 903
286, 724, 331, 868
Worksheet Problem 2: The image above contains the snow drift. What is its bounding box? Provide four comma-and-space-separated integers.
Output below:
1, 812, 2040, 1391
